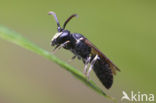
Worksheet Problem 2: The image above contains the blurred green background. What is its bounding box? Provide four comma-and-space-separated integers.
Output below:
0, 0, 156, 103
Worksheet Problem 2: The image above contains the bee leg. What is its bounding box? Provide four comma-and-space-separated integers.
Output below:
52, 41, 70, 53
52, 45, 60, 53
58, 40, 70, 50
77, 56, 82, 60
87, 55, 99, 79
83, 56, 91, 75
68, 55, 77, 63
72, 55, 77, 59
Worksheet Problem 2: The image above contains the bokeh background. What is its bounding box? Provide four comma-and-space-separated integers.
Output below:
0, 0, 156, 103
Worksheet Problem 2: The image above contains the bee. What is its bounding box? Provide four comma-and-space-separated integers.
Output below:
48, 11, 120, 89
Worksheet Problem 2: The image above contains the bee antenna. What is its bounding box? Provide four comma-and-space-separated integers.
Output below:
63, 14, 78, 29
48, 11, 62, 32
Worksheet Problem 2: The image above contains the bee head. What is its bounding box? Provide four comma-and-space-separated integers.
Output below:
48, 11, 77, 46
51, 30, 70, 46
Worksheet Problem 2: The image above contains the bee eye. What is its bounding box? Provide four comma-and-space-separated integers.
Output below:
59, 31, 70, 38
54, 30, 70, 44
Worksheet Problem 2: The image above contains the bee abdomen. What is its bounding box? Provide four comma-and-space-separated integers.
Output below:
93, 59, 113, 89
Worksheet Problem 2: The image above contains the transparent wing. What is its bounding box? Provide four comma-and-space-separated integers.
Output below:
84, 38, 120, 75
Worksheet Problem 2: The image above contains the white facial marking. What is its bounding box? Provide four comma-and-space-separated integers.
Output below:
51, 32, 62, 42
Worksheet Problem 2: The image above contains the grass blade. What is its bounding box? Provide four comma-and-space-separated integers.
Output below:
0, 25, 115, 101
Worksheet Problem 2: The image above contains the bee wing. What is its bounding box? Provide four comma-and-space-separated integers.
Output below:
83, 39, 120, 75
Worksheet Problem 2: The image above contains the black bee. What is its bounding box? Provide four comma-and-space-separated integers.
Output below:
48, 11, 120, 89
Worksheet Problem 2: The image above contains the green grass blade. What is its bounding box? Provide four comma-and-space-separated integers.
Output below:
0, 25, 114, 101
